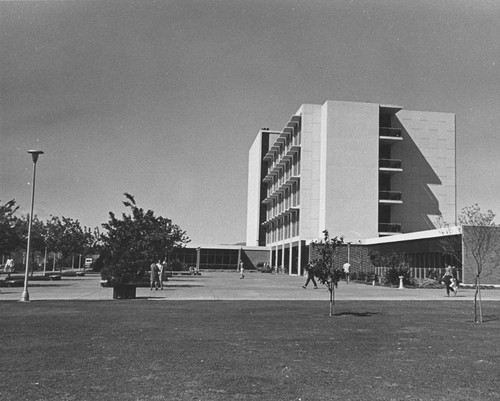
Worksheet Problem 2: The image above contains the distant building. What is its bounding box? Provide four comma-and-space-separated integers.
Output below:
246, 100, 456, 276
169, 244, 269, 272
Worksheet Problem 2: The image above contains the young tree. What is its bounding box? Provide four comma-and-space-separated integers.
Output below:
459, 205, 499, 323
307, 230, 344, 316
101, 193, 189, 285
439, 204, 499, 323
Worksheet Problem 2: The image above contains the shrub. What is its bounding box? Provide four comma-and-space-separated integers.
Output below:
426, 268, 440, 280
357, 271, 367, 282
384, 266, 414, 287
101, 260, 149, 286
169, 259, 188, 272
258, 264, 273, 273
415, 278, 442, 289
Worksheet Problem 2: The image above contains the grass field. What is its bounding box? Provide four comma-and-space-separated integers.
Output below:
1, 300, 499, 401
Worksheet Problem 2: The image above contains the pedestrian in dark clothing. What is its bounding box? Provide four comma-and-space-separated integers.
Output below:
302, 268, 318, 289
150, 262, 159, 290
441, 272, 456, 296
450, 265, 459, 294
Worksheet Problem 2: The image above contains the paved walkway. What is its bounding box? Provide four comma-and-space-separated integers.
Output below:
1, 272, 499, 302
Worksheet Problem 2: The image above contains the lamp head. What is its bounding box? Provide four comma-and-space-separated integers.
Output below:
27, 150, 44, 163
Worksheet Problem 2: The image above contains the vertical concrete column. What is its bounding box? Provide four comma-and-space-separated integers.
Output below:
298, 242, 303, 276
287, 241, 292, 275
281, 241, 290, 274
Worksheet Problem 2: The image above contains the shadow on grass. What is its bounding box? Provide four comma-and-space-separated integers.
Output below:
167, 278, 204, 282
0, 290, 19, 295
28, 284, 72, 288
481, 315, 499, 323
164, 284, 204, 290
334, 311, 380, 317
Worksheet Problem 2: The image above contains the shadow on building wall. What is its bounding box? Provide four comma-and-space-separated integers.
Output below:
392, 121, 443, 232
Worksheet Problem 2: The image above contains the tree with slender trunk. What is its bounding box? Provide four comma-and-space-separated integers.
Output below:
306, 230, 344, 316
439, 204, 499, 323
45, 216, 90, 272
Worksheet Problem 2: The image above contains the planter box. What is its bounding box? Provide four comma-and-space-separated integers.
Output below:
112, 284, 137, 299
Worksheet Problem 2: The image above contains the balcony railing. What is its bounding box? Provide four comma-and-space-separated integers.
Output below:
379, 127, 402, 137
378, 223, 401, 233
379, 191, 402, 201
379, 159, 402, 169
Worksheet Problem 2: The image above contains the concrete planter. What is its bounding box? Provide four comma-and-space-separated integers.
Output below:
112, 284, 137, 299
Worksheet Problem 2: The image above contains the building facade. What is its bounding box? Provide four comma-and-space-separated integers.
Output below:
169, 244, 270, 272
246, 100, 456, 276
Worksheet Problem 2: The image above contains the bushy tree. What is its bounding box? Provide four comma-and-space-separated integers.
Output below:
101, 193, 189, 285
45, 216, 94, 270
1, 199, 99, 272
15, 215, 47, 273
1, 200, 51, 272
307, 230, 344, 316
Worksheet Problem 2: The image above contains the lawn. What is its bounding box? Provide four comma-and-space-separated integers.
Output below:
1, 300, 499, 401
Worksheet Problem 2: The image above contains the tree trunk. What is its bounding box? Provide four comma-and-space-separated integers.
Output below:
30, 252, 34, 277
329, 282, 335, 317
474, 275, 483, 323
477, 275, 483, 323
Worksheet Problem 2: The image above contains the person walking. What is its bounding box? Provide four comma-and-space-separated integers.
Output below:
157, 260, 164, 290
162, 260, 169, 281
343, 262, 351, 284
441, 266, 456, 296
450, 265, 459, 295
150, 261, 159, 290
239, 259, 245, 279
4, 258, 14, 273
302, 266, 318, 289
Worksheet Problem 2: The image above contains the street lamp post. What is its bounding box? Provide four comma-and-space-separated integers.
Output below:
21, 150, 44, 302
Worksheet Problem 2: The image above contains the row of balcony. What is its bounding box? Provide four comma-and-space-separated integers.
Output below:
261, 205, 300, 227
379, 127, 402, 234
379, 158, 402, 169
379, 190, 402, 202
378, 223, 402, 233
263, 148, 300, 183
263, 175, 299, 204
263, 116, 301, 163
379, 127, 402, 138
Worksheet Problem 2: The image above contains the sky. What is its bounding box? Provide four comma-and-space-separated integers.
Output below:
1, 0, 499, 245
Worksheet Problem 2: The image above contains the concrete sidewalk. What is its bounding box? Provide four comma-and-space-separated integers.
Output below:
1, 272, 499, 302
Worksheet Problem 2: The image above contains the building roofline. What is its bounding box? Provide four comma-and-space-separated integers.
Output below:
360, 226, 462, 245
185, 244, 271, 251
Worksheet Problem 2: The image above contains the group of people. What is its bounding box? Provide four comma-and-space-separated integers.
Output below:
240, 259, 459, 296
150, 260, 166, 290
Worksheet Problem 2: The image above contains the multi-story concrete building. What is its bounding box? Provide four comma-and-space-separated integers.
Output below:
246, 100, 456, 275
